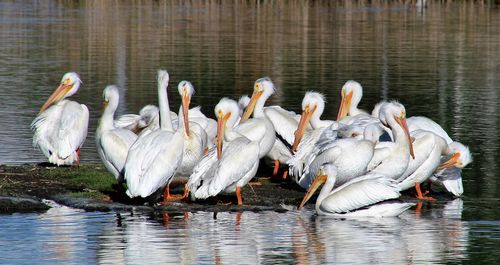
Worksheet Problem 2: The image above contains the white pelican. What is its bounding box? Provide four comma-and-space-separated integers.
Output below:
406, 116, 472, 196
188, 98, 260, 205
235, 77, 276, 159
336, 81, 392, 139
124, 70, 184, 201
297, 124, 379, 190
95, 85, 138, 182
336, 80, 368, 120
31, 72, 89, 166
299, 164, 414, 217
396, 130, 449, 200
287, 92, 337, 179
175, 81, 208, 177
367, 101, 415, 179
114, 104, 163, 136
430, 142, 472, 196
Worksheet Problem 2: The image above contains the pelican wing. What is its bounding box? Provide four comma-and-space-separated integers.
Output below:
407, 116, 453, 144
320, 174, 401, 214
187, 146, 218, 195
195, 137, 260, 199
56, 102, 89, 159
98, 128, 137, 180
288, 127, 331, 179
432, 167, 463, 196
298, 146, 343, 189
234, 118, 268, 143
114, 114, 141, 132
124, 130, 184, 198
264, 106, 300, 145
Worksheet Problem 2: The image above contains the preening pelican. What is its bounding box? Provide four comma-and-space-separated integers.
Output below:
299, 164, 414, 217
96, 85, 138, 182
188, 98, 260, 205
406, 116, 472, 196
297, 125, 378, 189
175, 81, 208, 177
31, 72, 89, 166
235, 77, 276, 159
124, 70, 184, 201
396, 130, 449, 200
430, 142, 472, 196
114, 105, 163, 136
367, 101, 415, 179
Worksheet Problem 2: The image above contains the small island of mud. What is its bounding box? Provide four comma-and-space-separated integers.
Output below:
0, 164, 306, 214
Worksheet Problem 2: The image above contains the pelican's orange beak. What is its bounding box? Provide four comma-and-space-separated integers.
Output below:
298, 173, 327, 209
395, 116, 415, 159
438, 152, 461, 170
216, 111, 231, 160
39, 81, 73, 113
240, 86, 264, 122
291, 104, 317, 152
336, 90, 353, 121
181, 89, 191, 137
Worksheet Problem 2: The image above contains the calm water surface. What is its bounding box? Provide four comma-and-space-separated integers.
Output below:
0, 1, 499, 264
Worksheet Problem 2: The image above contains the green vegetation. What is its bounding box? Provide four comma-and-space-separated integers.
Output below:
43, 165, 117, 194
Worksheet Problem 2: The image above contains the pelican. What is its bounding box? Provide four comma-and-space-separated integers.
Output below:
297, 124, 380, 190
367, 101, 415, 179
235, 77, 276, 159
31, 72, 89, 166
299, 164, 414, 217
188, 98, 260, 205
406, 116, 472, 196
114, 104, 163, 136
336, 80, 368, 120
336, 81, 391, 139
124, 70, 184, 201
430, 141, 472, 196
288, 92, 337, 179
95, 85, 138, 182
175, 81, 208, 177
396, 130, 449, 200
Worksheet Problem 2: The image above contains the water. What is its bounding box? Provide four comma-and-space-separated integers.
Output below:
0, 0, 499, 264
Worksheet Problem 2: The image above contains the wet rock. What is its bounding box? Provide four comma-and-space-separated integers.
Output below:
0, 196, 50, 213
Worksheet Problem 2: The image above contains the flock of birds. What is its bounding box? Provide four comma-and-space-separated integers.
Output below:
31, 70, 472, 217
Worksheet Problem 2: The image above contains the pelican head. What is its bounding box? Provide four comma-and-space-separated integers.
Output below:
102, 85, 120, 111
178, 81, 195, 137
138, 105, 159, 128
240, 76, 276, 122
337, 80, 363, 121
214, 98, 239, 159
40, 72, 82, 113
439, 142, 472, 170
298, 163, 336, 209
291, 91, 326, 152
379, 101, 415, 159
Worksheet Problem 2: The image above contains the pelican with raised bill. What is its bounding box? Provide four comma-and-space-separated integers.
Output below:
124, 70, 184, 202
31, 72, 89, 166
299, 164, 414, 217
96, 85, 138, 182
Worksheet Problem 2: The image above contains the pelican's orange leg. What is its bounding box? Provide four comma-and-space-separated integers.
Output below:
282, 170, 288, 180
273, 160, 280, 176
415, 182, 436, 201
162, 183, 185, 204
236, 186, 243, 205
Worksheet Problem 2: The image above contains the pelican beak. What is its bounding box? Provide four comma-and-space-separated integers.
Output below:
182, 89, 191, 137
216, 111, 231, 160
291, 104, 317, 152
298, 173, 327, 209
240, 88, 264, 122
336, 90, 353, 121
39, 81, 73, 113
438, 152, 461, 170
395, 116, 415, 159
